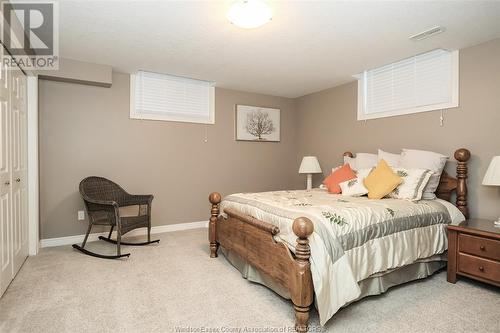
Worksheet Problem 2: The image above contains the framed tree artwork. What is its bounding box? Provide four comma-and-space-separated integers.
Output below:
235, 105, 280, 142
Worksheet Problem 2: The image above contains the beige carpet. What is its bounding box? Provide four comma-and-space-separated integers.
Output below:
0, 228, 499, 333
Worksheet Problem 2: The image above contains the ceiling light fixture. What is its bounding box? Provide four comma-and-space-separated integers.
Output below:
227, 0, 272, 29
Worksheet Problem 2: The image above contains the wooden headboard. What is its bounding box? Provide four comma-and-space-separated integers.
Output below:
343, 148, 471, 218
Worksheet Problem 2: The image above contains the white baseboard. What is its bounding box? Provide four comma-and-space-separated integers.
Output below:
40, 220, 208, 248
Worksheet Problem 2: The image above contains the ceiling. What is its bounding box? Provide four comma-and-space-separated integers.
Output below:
58, 1, 500, 98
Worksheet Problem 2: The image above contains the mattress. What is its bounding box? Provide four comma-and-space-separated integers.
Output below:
220, 189, 465, 325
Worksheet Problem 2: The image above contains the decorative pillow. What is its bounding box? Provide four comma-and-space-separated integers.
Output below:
339, 168, 372, 197
387, 169, 433, 201
331, 165, 342, 173
323, 164, 357, 194
364, 160, 403, 199
344, 153, 377, 171
356, 168, 374, 180
378, 149, 401, 168
340, 179, 368, 197
400, 149, 448, 200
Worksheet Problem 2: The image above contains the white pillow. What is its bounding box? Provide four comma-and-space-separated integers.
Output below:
400, 149, 448, 200
344, 153, 377, 171
387, 168, 433, 201
343, 156, 356, 169
378, 149, 401, 168
339, 168, 372, 197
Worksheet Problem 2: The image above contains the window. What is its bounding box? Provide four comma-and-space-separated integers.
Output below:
130, 71, 215, 124
357, 49, 459, 120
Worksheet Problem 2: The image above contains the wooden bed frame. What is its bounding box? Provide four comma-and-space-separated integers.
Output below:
208, 148, 471, 332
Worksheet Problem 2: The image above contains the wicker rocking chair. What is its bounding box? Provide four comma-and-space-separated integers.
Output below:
72, 176, 159, 259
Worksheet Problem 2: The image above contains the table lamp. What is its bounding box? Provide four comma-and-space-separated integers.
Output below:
299, 156, 322, 190
482, 156, 500, 226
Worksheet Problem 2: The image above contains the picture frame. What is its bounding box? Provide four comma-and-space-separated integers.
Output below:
235, 104, 280, 142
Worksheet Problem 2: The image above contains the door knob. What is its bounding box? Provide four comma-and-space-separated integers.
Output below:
15, 178, 20, 182
480, 245, 485, 251
4, 181, 10, 185
479, 266, 484, 272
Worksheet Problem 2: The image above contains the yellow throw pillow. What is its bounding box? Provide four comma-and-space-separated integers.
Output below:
364, 159, 403, 199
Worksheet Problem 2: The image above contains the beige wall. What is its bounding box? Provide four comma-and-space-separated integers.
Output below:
40, 38, 500, 239
39, 73, 297, 239
294, 38, 500, 220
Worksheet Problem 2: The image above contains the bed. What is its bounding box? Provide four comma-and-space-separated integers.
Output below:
208, 148, 470, 332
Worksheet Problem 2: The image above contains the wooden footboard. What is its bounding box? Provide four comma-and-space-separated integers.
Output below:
208, 193, 314, 332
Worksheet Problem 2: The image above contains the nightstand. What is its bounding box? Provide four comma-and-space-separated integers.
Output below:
447, 219, 500, 287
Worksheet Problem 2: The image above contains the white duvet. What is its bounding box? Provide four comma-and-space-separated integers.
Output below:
220, 189, 464, 325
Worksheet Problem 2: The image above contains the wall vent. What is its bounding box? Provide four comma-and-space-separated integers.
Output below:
409, 26, 445, 41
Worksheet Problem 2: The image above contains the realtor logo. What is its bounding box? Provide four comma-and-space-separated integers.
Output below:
1, 1, 59, 69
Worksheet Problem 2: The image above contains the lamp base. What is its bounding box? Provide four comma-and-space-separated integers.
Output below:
306, 174, 312, 191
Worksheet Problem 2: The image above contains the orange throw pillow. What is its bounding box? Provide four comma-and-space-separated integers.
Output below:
323, 164, 357, 194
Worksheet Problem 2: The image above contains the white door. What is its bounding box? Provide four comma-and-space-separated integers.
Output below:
0, 45, 28, 297
10, 63, 28, 275
0, 47, 12, 296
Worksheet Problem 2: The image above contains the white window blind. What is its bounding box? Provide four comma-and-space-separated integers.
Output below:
130, 71, 215, 124
357, 49, 459, 120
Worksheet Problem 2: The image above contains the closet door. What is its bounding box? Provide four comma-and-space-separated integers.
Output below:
0, 48, 12, 296
10, 64, 28, 276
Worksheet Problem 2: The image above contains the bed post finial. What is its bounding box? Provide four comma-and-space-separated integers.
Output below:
292, 217, 314, 333
293, 217, 314, 261
454, 149, 471, 219
209, 192, 221, 258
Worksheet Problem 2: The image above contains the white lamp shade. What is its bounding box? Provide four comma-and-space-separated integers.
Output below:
299, 156, 322, 174
483, 156, 500, 186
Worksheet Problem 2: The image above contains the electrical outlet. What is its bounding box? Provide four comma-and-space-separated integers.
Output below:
78, 210, 85, 221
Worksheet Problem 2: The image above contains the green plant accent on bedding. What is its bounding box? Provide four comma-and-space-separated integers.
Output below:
397, 170, 409, 177
347, 179, 357, 187
337, 199, 349, 203
322, 212, 347, 226
392, 187, 400, 196
295, 203, 312, 206
386, 208, 395, 217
